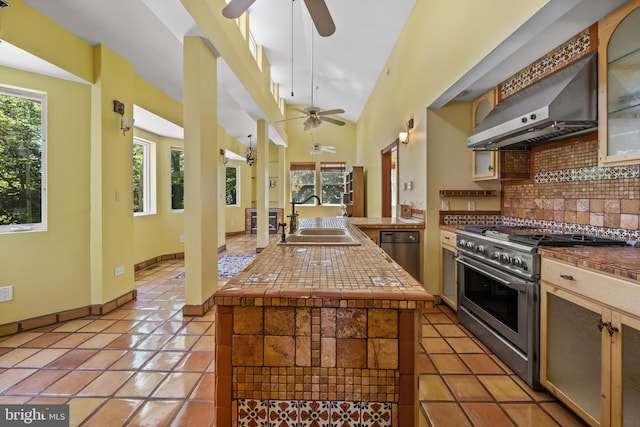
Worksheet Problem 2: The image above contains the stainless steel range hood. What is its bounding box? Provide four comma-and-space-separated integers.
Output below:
467, 53, 598, 150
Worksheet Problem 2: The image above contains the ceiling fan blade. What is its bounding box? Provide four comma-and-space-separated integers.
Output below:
292, 108, 309, 115
318, 109, 344, 116
321, 116, 346, 126
304, 0, 336, 37
222, 0, 256, 19
321, 147, 336, 153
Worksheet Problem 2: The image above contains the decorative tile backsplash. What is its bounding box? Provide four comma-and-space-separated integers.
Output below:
502, 136, 640, 242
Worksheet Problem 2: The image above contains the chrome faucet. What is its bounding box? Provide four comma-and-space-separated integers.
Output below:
289, 194, 321, 233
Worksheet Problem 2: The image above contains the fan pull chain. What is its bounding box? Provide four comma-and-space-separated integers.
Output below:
291, 0, 295, 97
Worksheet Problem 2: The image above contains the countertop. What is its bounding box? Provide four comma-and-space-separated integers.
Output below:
348, 216, 424, 229
539, 246, 640, 282
213, 217, 434, 307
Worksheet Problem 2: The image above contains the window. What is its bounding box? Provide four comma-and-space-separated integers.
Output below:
226, 165, 239, 206
132, 138, 156, 215
170, 147, 184, 210
290, 162, 316, 204
320, 162, 345, 205
0, 86, 47, 233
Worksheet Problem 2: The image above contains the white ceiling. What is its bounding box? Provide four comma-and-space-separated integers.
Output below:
1, 0, 629, 143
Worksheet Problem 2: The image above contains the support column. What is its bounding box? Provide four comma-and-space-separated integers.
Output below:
278, 145, 287, 214
182, 36, 219, 313
256, 119, 270, 251
89, 45, 135, 308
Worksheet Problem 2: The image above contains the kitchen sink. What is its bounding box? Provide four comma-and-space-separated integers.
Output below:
278, 227, 361, 246
296, 227, 349, 236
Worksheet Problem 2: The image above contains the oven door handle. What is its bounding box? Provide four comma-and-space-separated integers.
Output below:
456, 257, 530, 293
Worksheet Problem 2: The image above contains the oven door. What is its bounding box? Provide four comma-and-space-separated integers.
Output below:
457, 255, 534, 352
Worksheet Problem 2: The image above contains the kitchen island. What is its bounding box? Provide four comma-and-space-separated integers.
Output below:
212, 217, 434, 426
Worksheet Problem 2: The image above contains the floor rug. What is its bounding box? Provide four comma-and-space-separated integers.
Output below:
169, 254, 256, 281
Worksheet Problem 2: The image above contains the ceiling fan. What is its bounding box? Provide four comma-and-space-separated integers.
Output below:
222, 0, 336, 37
310, 143, 336, 155
290, 106, 345, 130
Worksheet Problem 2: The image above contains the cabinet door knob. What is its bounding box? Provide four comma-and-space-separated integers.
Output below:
559, 274, 574, 281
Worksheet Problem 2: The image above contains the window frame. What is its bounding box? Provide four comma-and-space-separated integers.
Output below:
132, 137, 156, 216
290, 162, 317, 204
0, 85, 48, 234
225, 164, 240, 207
170, 147, 184, 211
320, 162, 346, 206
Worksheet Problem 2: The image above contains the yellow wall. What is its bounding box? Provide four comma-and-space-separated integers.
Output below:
0, 67, 92, 324
356, 0, 548, 294
132, 129, 185, 264
425, 104, 501, 294
283, 105, 357, 218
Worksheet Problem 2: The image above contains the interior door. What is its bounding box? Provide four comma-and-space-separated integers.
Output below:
381, 140, 399, 217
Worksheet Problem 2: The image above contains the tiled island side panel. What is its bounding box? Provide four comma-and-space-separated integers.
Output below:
215, 305, 421, 427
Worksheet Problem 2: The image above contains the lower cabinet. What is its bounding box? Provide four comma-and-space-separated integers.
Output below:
440, 230, 457, 310
541, 258, 640, 427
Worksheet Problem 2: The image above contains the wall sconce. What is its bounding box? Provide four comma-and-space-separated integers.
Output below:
220, 148, 229, 165
399, 118, 414, 145
113, 100, 135, 135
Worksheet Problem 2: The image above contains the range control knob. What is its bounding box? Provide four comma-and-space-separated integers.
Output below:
466, 241, 475, 250
501, 253, 511, 263
521, 116, 528, 123
530, 113, 537, 120
512, 257, 524, 267
458, 239, 466, 248
475, 245, 486, 255
492, 252, 501, 261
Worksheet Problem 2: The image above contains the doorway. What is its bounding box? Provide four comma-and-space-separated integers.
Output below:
381, 140, 399, 218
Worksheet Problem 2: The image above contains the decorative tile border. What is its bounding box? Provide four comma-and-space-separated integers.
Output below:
501, 216, 639, 242
237, 400, 392, 427
441, 214, 503, 227
534, 164, 640, 184
499, 25, 596, 100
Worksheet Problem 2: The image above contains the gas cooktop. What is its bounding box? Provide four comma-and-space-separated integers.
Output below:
463, 225, 628, 248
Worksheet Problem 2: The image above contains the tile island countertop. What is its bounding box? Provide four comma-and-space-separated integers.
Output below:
214, 217, 433, 306
212, 217, 433, 427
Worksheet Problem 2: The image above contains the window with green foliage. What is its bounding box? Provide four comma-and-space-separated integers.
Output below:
290, 162, 316, 204
226, 165, 239, 206
170, 148, 184, 210
133, 138, 155, 215
320, 162, 345, 205
0, 86, 46, 232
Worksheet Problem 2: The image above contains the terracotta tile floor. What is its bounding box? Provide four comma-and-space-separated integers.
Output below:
0, 234, 587, 426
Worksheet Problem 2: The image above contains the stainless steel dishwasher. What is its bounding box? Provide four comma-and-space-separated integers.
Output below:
380, 230, 420, 280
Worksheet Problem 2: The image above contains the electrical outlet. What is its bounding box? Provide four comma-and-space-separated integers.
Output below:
0, 286, 14, 302
114, 266, 125, 276
179, 235, 185, 243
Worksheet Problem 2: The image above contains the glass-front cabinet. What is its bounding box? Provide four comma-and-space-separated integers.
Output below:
472, 89, 498, 180
598, 1, 640, 166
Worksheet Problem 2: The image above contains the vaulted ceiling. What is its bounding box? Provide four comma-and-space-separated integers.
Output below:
1, 0, 629, 144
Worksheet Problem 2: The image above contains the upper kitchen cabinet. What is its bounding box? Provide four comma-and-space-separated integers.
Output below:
598, 0, 640, 166
471, 89, 499, 180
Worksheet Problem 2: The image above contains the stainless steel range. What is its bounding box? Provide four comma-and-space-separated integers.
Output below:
455, 226, 627, 389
